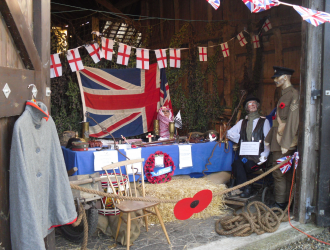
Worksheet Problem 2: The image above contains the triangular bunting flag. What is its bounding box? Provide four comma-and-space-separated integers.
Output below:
293, 6, 330, 27
101, 37, 114, 60
237, 32, 247, 46
50, 53, 62, 78
117, 43, 131, 66
85, 43, 102, 63
262, 19, 272, 32
206, 0, 220, 10
155, 49, 167, 69
198, 47, 207, 61
252, 35, 260, 48
136, 49, 149, 70
170, 49, 181, 68
67, 48, 84, 72
220, 43, 230, 57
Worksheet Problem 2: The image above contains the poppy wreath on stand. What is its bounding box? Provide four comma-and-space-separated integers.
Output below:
144, 151, 176, 184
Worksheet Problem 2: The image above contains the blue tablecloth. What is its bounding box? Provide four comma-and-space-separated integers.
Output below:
62, 141, 234, 178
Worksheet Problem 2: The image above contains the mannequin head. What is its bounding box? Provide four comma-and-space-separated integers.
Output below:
243, 95, 260, 114
271, 66, 294, 90
245, 100, 259, 113
161, 108, 170, 118
274, 74, 292, 89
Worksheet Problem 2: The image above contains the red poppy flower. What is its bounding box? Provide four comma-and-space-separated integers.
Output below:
279, 102, 285, 109
174, 190, 213, 220
272, 115, 276, 120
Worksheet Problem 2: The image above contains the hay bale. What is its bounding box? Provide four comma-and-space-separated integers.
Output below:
142, 177, 228, 224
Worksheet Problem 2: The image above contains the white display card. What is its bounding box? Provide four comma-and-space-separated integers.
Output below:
239, 142, 260, 156
93, 150, 118, 171
125, 148, 142, 174
155, 154, 164, 167
178, 145, 193, 169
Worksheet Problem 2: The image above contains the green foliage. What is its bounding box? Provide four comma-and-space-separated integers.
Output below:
51, 28, 68, 54
167, 23, 225, 133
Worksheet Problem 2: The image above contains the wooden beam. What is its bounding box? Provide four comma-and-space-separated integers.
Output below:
94, 0, 133, 23
33, 0, 51, 108
0, 0, 41, 70
92, 17, 100, 40
159, 0, 164, 44
115, 0, 141, 10
0, 67, 35, 117
174, 0, 180, 33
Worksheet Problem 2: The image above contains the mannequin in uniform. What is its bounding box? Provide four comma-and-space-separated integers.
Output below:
265, 66, 299, 210
227, 95, 270, 198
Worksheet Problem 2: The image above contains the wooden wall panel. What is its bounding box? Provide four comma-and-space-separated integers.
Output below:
0, 13, 24, 69
144, 0, 302, 117
17, 0, 33, 35
0, 116, 18, 249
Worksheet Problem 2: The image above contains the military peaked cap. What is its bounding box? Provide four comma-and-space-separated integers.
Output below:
271, 66, 295, 79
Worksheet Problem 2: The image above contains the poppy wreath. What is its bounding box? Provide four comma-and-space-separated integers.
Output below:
144, 151, 176, 184
279, 102, 286, 109
174, 190, 213, 220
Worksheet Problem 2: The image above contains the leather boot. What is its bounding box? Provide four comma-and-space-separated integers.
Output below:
240, 185, 252, 198
270, 202, 288, 210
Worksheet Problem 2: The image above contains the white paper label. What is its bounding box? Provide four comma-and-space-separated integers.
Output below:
239, 142, 260, 156
155, 154, 164, 167
125, 148, 142, 174
93, 150, 118, 171
178, 145, 193, 169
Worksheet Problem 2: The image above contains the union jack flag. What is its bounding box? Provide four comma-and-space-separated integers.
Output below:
277, 156, 293, 174
206, 0, 220, 10
293, 5, 330, 27
77, 64, 172, 138
276, 151, 300, 174
242, 0, 278, 13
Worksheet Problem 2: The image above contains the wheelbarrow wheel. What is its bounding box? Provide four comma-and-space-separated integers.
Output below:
59, 207, 99, 243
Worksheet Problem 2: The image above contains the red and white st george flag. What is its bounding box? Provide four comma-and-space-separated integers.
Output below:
67, 48, 84, 72
220, 43, 230, 57
252, 35, 260, 48
169, 49, 181, 68
198, 47, 207, 61
136, 49, 149, 70
101, 37, 114, 60
85, 43, 102, 63
155, 49, 167, 69
50, 53, 62, 78
262, 19, 272, 32
237, 32, 247, 46
116, 43, 131, 66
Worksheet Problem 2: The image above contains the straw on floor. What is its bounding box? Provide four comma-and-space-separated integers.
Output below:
141, 176, 228, 225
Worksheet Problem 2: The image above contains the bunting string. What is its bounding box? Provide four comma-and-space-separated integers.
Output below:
51, 0, 330, 78
50, 18, 272, 78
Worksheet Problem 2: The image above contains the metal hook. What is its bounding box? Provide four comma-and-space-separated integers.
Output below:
28, 84, 38, 100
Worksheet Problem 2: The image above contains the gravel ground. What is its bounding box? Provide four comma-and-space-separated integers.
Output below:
275, 228, 330, 250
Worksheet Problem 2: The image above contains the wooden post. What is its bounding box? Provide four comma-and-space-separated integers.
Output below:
174, 0, 180, 33
315, 0, 330, 226
159, 0, 164, 44
92, 17, 99, 40
296, 0, 323, 224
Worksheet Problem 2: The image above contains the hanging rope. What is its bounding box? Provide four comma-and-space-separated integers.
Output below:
72, 204, 88, 250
